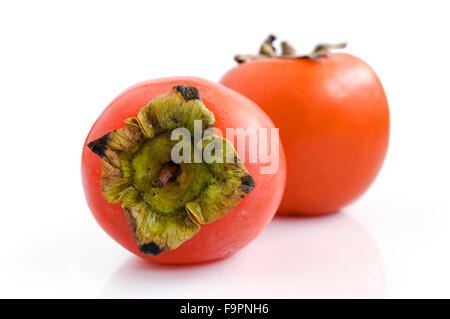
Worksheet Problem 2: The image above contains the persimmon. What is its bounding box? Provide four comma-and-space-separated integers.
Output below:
220, 36, 389, 215
81, 77, 286, 264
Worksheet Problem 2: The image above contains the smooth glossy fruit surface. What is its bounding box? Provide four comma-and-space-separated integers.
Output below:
221, 53, 389, 215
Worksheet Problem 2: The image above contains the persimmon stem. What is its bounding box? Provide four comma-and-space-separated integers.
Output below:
154, 162, 180, 188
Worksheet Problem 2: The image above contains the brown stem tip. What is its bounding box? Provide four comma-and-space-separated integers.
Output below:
154, 162, 181, 188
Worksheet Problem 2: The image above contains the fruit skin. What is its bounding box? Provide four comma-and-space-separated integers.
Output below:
220, 53, 389, 215
81, 77, 286, 264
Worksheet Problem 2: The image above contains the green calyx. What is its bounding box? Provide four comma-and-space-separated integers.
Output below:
87, 86, 254, 256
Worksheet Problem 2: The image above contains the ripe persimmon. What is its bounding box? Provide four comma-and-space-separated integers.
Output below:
220, 36, 389, 215
81, 77, 286, 264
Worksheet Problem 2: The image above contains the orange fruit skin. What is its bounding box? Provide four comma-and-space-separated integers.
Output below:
221, 53, 389, 215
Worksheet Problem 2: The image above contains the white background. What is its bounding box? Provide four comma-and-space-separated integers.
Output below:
1, 0, 449, 298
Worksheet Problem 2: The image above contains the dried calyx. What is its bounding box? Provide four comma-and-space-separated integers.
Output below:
234, 34, 347, 63
87, 86, 254, 256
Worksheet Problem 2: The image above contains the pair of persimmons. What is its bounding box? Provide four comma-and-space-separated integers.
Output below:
81, 36, 389, 264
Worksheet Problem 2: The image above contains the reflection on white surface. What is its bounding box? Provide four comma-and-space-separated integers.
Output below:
101, 213, 385, 298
